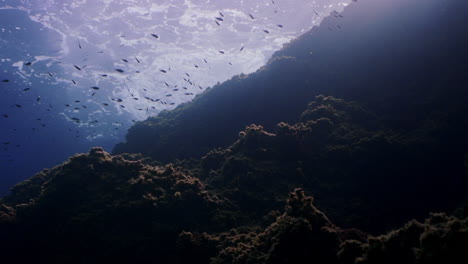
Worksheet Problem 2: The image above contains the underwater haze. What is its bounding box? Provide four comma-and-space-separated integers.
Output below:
0, 0, 348, 195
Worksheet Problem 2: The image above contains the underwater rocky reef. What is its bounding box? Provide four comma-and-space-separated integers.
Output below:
2, 93, 468, 263
1, 0, 468, 263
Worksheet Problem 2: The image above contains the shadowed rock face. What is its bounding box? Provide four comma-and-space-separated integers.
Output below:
113, 0, 468, 163
198, 94, 467, 232
1, 93, 468, 263
2, 0, 468, 263
339, 213, 468, 264
182, 191, 468, 264
2, 158, 467, 264
0, 148, 232, 263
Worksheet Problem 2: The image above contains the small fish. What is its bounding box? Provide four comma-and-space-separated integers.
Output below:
72, 80, 77, 85
151, 33, 159, 39
249, 14, 255, 19
240, 46, 245, 51
215, 17, 224, 22
2, 114, 8, 118
91, 86, 100, 90
121, 58, 128, 63
277, 24, 283, 28
101, 74, 108, 77
134, 57, 141, 63
23, 88, 31, 91
36, 96, 40, 102
15, 104, 21, 108
24, 62, 32, 66
115, 69, 124, 73
160, 69, 167, 73
263, 29, 270, 34
2, 79, 9, 83
219, 50, 225, 54
74, 64, 82, 71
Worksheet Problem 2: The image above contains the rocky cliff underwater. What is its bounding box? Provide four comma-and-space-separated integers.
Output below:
1, 0, 468, 263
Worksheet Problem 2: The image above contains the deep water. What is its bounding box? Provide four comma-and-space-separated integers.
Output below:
0, 9, 128, 195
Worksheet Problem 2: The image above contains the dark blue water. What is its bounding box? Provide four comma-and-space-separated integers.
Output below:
0, 9, 129, 195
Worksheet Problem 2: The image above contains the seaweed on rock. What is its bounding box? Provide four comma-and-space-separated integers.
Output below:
0, 147, 231, 263
339, 213, 468, 264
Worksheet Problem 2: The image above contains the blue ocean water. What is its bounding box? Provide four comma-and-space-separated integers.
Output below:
0, 9, 129, 195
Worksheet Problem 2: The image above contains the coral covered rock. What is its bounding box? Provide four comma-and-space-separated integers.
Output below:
339, 213, 468, 264
0, 148, 228, 263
